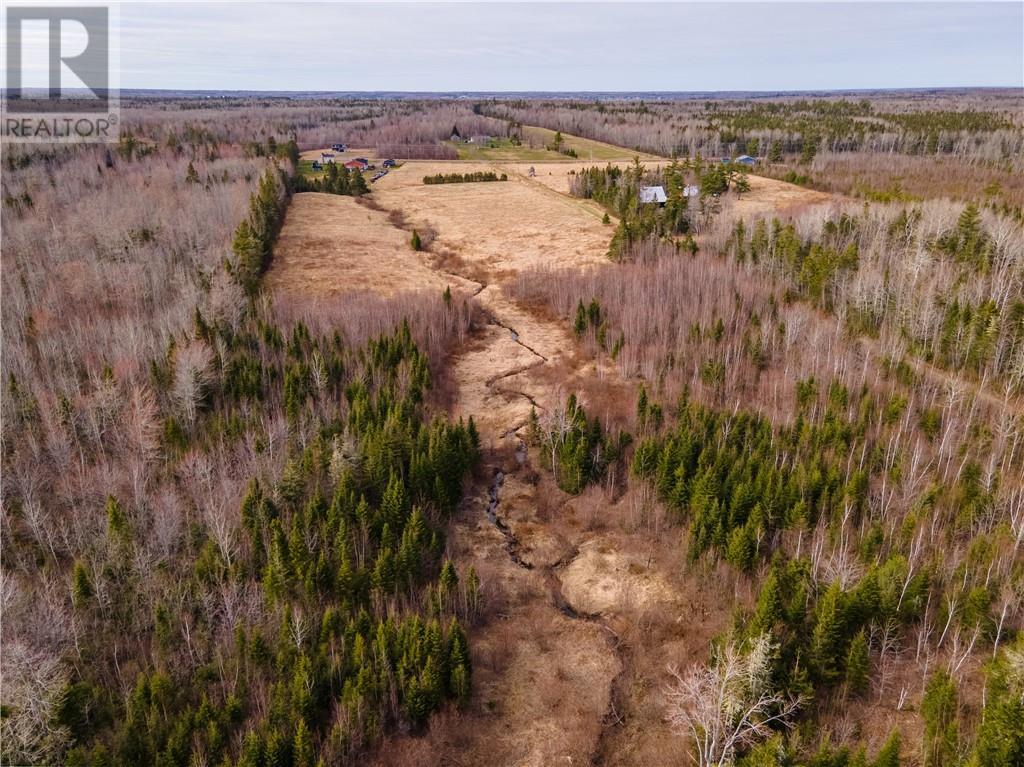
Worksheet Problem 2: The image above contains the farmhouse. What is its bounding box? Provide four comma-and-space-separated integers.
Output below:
639, 185, 668, 204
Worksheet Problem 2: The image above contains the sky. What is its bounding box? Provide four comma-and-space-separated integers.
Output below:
39, 1, 1024, 91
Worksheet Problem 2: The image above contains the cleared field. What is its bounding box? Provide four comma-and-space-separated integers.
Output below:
454, 124, 658, 163
733, 172, 835, 217
266, 192, 471, 297
374, 161, 612, 280
454, 138, 564, 162
523, 124, 660, 161
372, 160, 501, 190
502, 160, 835, 216
502, 159, 643, 194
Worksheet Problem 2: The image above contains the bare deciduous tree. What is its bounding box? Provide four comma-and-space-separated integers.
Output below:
0, 640, 70, 764
665, 633, 805, 767
172, 342, 214, 426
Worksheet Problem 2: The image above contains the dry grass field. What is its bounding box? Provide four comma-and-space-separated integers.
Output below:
266, 192, 474, 297
732, 171, 835, 217
454, 125, 660, 163
373, 160, 614, 277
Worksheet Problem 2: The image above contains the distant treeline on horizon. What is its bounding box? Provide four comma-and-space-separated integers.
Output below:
110, 86, 1020, 101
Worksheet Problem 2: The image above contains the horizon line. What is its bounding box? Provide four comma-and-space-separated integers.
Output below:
108, 85, 1023, 96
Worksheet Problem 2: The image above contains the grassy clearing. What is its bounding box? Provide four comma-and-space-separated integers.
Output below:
453, 137, 564, 162
267, 192, 471, 298
523, 125, 662, 161
297, 158, 325, 179
453, 125, 661, 163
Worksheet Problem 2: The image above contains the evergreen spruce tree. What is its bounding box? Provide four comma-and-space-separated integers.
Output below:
921, 670, 959, 767
350, 170, 369, 196
573, 301, 588, 336
636, 385, 649, 429
809, 581, 846, 684
105, 495, 131, 550
293, 719, 314, 767
750, 566, 783, 634
844, 629, 870, 697
872, 731, 901, 767
439, 560, 458, 600
71, 560, 93, 608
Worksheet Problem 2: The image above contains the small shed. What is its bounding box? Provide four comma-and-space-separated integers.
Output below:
320, 152, 336, 164
344, 159, 367, 170
639, 185, 668, 204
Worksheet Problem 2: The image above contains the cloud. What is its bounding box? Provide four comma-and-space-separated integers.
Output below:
115, 1, 1024, 90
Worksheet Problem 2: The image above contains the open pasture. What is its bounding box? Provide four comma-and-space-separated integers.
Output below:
266, 192, 472, 298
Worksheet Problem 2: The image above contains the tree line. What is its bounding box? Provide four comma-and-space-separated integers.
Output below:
295, 162, 370, 198
423, 171, 507, 185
